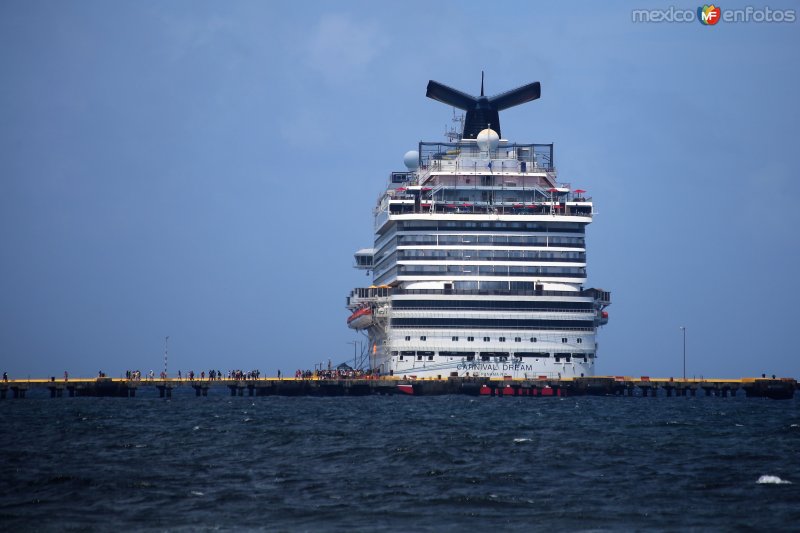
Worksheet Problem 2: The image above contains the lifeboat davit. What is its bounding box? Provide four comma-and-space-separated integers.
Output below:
347, 307, 374, 330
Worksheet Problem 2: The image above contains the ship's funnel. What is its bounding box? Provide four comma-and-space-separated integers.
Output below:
426, 74, 541, 139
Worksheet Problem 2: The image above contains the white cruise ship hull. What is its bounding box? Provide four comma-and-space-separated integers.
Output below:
347, 78, 610, 379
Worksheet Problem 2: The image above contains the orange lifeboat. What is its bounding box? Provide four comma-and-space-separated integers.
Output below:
347, 307, 373, 330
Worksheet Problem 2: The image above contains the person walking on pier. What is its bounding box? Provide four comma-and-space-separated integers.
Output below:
64, 371, 68, 382
2, 372, 7, 382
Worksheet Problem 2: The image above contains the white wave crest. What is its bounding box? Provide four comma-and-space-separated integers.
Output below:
757, 475, 792, 485
513, 438, 531, 443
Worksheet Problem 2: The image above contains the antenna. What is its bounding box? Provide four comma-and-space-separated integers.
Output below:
445, 107, 465, 142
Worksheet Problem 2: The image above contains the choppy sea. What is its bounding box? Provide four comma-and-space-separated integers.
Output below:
1, 391, 798, 531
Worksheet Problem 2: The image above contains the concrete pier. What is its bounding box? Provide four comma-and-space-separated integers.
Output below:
0, 376, 796, 400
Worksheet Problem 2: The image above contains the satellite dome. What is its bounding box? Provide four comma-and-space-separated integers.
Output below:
403, 150, 419, 170
476, 128, 500, 151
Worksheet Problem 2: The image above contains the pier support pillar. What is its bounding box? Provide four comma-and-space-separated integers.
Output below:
128, 387, 136, 398
665, 387, 673, 397
157, 386, 166, 398
248, 385, 254, 396
229, 386, 237, 396
641, 387, 649, 397
0, 389, 6, 400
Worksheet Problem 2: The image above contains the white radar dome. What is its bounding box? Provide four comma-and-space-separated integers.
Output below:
403, 150, 420, 170
476, 128, 500, 151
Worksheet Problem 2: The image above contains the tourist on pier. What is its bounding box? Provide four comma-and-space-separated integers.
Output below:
64, 371, 68, 382
2, 372, 7, 382
178, 370, 182, 380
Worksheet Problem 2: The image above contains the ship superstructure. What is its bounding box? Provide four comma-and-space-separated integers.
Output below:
347, 77, 610, 379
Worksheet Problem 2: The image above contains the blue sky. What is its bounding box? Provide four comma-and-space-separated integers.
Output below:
1, 1, 798, 379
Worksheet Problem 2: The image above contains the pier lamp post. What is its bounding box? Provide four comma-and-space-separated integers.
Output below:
347, 341, 358, 369
679, 327, 686, 381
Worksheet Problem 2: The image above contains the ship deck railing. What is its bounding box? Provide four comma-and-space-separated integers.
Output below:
417, 141, 555, 169
394, 287, 610, 301
385, 204, 593, 217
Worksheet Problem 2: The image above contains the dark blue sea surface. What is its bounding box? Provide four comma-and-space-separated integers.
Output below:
1, 391, 798, 531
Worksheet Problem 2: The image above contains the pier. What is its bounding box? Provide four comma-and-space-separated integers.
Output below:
0, 376, 796, 400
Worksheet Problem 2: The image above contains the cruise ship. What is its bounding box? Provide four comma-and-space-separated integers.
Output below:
346, 76, 610, 379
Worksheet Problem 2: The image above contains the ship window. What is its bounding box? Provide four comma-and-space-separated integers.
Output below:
483, 337, 490, 342
452, 336, 458, 342
405, 336, 411, 341
577, 338, 583, 344
420, 336, 427, 341
499, 337, 506, 342
481, 354, 490, 361
515, 337, 521, 342
530, 337, 537, 342
466, 354, 475, 361
417, 355, 422, 361
562, 338, 568, 343
391, 351, 398, 356
516, 352, 549, 358
399, 355, 404, 361
428, 355, 434, 361
401, 351, 415, 356
467, 336, 474, 342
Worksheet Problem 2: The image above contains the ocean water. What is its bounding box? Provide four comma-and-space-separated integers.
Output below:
1, 391, 798, 531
